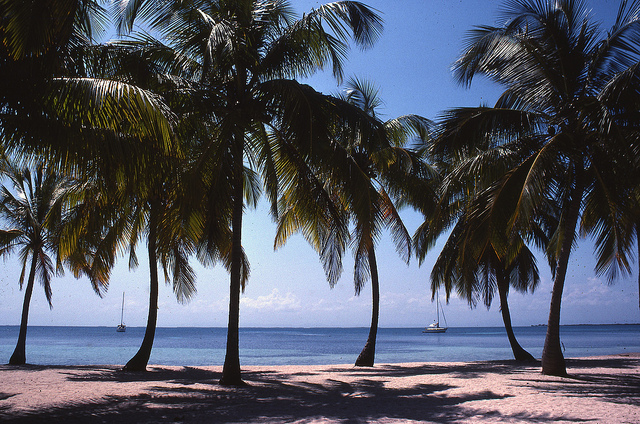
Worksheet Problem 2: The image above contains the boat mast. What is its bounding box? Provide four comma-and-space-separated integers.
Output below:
120, 292, 125, 325
436, 291, 440, 326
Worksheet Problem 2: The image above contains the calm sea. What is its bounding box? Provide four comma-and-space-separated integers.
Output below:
0, 325, 638, 366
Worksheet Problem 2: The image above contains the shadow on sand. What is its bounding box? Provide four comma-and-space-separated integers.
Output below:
525, 357, 640, 407
1, 357, 638, 423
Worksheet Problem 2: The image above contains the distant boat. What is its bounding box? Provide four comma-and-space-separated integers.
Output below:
423, 291, 448, 333
116, 292, 126, 332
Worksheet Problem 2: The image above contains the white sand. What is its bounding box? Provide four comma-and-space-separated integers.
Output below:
1, 354, 638, 423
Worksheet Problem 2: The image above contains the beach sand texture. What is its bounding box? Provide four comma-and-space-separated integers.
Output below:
1, 354, 638, 423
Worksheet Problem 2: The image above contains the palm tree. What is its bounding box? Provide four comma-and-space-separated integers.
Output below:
333, 78, 433, 367
57, 137, 201, 371
124, 184, 199, 371
415, 106, 562, 362
0, 164, 82, 365
1, 0, 204, 371
421, 188, 542, 362
447, 0, 640, 375
117, 0, 383, 385
276, 77, 436, 367
86, 43, 202, 373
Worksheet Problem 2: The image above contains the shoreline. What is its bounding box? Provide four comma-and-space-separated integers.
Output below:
2, 323, 639, 327
1, 354, 638, 423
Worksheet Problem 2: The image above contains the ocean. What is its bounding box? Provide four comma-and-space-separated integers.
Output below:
0, 325, 638, 366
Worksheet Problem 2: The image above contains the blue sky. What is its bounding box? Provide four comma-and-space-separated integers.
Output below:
0, 0, 638, 328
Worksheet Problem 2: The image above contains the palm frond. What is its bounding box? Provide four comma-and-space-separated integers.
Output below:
48, 77, 175, 149
379, 188, 411, 263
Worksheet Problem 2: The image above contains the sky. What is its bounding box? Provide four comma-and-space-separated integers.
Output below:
0, 0, 638, 329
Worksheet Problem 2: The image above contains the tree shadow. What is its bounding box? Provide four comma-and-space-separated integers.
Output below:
566, 357, 640, 370
63, 365, 221, 385
523, 372, 640, 406
0, 378, 501, 423
334, 360, 541, 381
500, 356, 640, 410
0, 361, 605, 423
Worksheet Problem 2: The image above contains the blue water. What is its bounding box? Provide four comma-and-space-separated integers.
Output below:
0, 325, 638, 366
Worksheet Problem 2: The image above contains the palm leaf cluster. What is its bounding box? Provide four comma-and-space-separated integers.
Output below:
3, 0, 389, 383
1, 0, 638, 381
0, 0, 174, 171
428, 0, 640, 375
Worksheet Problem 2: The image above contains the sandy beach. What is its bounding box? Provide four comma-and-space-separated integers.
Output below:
1, 354, 638, 423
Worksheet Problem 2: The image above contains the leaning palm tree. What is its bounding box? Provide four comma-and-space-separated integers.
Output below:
416, 108, 561, 362
421, 187, 542, 362
124, 181, 199, 371
277, 78, 436, 367
59, 145, 200, 372
446, 0, 640, 375
117, 0, 383, 385
0, 164, 82, 365
332, 78, 433, 367
11, 14, 203, 371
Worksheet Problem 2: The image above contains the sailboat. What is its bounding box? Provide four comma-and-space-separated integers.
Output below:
423, 291, 448, 333
116, 292, 126, 332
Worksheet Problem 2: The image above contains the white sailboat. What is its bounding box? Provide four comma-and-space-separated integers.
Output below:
116, 292, 126, 332
423, 291, 448, 333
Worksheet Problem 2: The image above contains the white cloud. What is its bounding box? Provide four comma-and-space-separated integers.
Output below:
563, 277, 616, 306
309, 298, 345, 312
187, 296, 229, 313
380, 292, 426, 308
240, 288, 301, 311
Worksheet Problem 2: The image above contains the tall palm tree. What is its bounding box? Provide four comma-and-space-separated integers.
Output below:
333, 78, 433, 367
57, 138, 200, 372
416, 105, 562, 362
276, 77, 436, 367
85, 43, 202, 373
0, 5, 202, 370
0, 164, 82, 365
117, 0, 383, 385
124, 183, 199, 371
447, 0, 640, 375
2, 0, 202, 371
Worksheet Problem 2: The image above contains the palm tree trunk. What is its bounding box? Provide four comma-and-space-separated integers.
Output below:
9, 254, 38, 365
220, 136, 245, 386
542, 164, 584, 376
637, 222, 639, 310
355, 249, 380, 367
496, 268, 536, 362
124, 203, 159, 372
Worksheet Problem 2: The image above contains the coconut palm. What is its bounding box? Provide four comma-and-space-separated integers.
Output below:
117, 0, 383, 385
0, 164, 82, 365
80, 42, 204, 372
276, 77, 436, 367
54, 130, 201, 372
415, 104, 562, 362
56, 133, 202, 371
124, 183, 199, 371
337, 78, 433, 366
447, 0, 640, 375
421, 187, 543, 362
